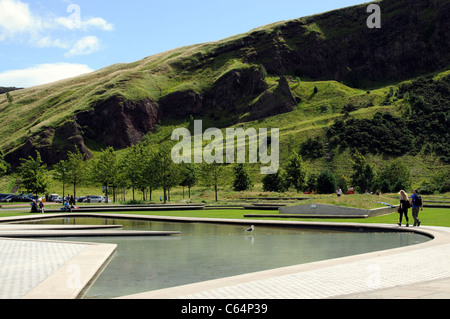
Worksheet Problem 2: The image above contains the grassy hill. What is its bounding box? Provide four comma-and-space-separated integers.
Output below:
0, 0, 449, 195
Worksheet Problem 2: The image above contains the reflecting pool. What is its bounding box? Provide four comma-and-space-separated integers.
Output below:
27, 217, 430, 299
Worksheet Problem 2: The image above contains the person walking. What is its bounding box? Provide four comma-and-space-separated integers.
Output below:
397, 190, 410, 227
410, 189, 423, 227
39, 201, 45, 214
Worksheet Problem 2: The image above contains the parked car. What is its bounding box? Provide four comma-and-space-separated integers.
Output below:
48, 194, 60, 202
54, 196, 64, 203
0, 194, 13, 202
77, 196, 86, 203
85, 195, 103, 203
8, 194, 34, 202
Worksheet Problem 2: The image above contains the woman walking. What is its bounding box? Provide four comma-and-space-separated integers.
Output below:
397, 190, 410, 227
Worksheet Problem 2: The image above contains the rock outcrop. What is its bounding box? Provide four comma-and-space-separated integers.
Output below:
75, 96, 161, 149
5, 120, 91, 167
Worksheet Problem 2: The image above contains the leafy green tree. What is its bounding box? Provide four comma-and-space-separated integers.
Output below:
316, 169, 336, 194
17, 151, 49, 196
54, 160, 70, 198
180, 163, 198, 199
124, 144, 148, 201
262, 168, 288, 193
375, 159, 411, 193
200, 163, 225, 202
232, 163, 253, 192
350, 150, 375, 193
380, 179, 392, 193
300, 137, 325, 159
285, 152, 306, 193
335, 175, 348, 194
64, 148, 86, 199
305, 172, 318, 193
113, 156, 129, 202
151, 144, 182, 203
90, 147, 117, 203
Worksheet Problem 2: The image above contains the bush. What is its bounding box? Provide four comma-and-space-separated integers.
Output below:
300, 137, 325, 159
380, 180, 392, 193
316, 169, 336, 194
232, 164, 253, 192
393, 178, 408, 193
262, 169, 288, 192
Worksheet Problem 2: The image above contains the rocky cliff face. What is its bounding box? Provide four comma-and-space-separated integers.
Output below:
5, 120, 91, 166
75, 96, 161, 149
201, 0, 450, 85
159, 65, 297, 121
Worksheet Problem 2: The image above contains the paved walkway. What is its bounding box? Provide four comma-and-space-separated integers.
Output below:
1, 213, 450, 299
0, 239, 88, 299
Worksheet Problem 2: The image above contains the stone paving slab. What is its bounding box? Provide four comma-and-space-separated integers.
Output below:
22, 242, 117, 299
0, 239, 88, 299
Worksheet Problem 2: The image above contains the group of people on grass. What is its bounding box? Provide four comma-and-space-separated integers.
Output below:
397, 189, 424, 227
30, 200, 45, 214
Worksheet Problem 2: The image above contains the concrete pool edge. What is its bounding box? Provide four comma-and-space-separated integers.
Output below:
21, 241, 117, 299
1, 213, 449, 299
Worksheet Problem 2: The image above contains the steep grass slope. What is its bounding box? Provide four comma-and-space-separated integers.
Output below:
0, 0, 449, 170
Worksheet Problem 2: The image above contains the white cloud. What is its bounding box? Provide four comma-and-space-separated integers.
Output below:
0, 0, 113, 55
0, 0, 39, 40
65, 36, 100, 57
0, 63, 94, 88
30, 35, 70, 49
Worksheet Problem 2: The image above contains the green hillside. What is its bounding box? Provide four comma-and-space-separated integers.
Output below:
0, 0, 449, 195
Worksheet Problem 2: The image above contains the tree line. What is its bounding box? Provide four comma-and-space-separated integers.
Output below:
5, 139, 448, 205
6, 143, 252, 203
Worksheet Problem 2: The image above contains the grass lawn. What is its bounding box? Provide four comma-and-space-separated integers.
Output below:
1, 207, 449, 227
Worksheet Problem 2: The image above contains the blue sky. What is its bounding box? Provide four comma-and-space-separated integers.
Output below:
0, 0, 368, 88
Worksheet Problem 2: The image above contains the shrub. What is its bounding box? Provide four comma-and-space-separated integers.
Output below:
316, 169, 336, 194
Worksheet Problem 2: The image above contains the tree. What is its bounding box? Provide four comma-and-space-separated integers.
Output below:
285, 152, 306, 193
335, 175, 348, 194
124, 144, 148, 201
113, 157, 129, 202
152, 144, 182, 203
64, 148, 86, 199
350, 150, 375, 193
262, 169, 288, 193
305, 172, 318, 193
232, 163, 253, 192
375, 159, 411, 193
201, 163, 225, 202
17, 151, 49, 196
90, 147, 117, 204
180, 163, 198, 199
54, 160, 70, 199
316, 169, 336, 194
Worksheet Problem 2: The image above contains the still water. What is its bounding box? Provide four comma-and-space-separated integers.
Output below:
28, 217, 429, 299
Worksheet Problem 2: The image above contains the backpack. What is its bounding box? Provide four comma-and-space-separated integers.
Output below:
404, 200, 411, 209
413, 194, 422, 207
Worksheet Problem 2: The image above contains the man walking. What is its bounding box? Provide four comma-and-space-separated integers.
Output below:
410, 189, 423, 227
